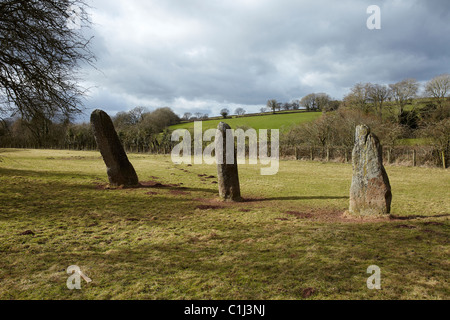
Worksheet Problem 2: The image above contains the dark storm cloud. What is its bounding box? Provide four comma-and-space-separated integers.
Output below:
81, 0, 450, 117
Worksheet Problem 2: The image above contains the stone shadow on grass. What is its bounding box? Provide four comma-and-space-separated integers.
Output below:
244, 196, 349, 202
0, 167, 218, 195
0, 167, 97, 180
390, 213, 450, 221
133, 180, 217, 194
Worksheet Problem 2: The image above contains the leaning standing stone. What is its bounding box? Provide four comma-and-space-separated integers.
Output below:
349, 125, 392, 216
216, 122, 241, 201
91, 109, 139, 187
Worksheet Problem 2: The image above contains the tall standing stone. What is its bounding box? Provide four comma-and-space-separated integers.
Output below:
349, 125, 392, 216
216, 122, 241, 201
91, 109, 139, 187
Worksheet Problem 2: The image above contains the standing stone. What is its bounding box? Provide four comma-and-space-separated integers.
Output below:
216, 122, 241, 201
91, 109, 139, 187
349, 125, 392, 216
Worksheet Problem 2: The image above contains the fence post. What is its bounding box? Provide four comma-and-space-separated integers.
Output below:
442, 150, 447, 169
412, 149, 417, 167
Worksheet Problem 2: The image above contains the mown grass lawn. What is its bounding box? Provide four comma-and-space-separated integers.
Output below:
0, 149, 448, 300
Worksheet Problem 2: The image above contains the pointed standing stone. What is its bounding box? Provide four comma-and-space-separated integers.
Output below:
91, 109, 139, 187
349, 125, 392, 216
216, 122, 241, 201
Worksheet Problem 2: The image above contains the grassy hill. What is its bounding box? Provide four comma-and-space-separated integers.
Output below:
169, 97, 445, 133
170, 111, 322, 132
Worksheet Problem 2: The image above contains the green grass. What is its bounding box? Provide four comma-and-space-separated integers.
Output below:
0, 149, 449, 300
398, 138, 432, 146
170, 111, 322, 132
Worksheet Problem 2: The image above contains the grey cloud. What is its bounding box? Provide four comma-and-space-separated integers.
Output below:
80, 0, 450, 118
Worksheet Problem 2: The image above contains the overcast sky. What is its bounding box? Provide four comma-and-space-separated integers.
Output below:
79, 0, 450, 120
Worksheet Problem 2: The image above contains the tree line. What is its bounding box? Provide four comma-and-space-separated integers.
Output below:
1, 74, 449, 168
0, 107, 181, 153
281, 74, 450, 168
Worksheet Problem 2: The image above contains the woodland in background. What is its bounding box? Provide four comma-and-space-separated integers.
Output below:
1, 76, 449, 168
0, 107, 179, 153
281, 102, 449, 168
279, 76, 449, 168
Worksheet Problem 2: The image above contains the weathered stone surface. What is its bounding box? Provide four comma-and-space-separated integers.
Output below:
216, 122, 241, 201
91, 109, 139, 187
349, 125, 392, 216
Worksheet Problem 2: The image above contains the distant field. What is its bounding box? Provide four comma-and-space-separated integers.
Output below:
0, 149, 448, 300
170, 111, 322, 132
398, 138, 431, 146
170, 97, 445, 133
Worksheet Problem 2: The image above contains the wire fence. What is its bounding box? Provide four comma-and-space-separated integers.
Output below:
280, 145, 447, 168
1, 142, 447, 168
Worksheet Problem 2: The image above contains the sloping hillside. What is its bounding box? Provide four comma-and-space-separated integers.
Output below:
170, 111, 322, 132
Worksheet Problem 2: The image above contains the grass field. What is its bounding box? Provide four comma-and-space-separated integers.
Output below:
0, 149, 448, 300
398, 138, 432, 146
169, 111, 322, 132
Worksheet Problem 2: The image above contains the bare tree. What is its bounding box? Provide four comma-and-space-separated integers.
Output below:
300, 94, 317, 111
421, 117, 450, 168
220, 108, 229, 118
142, 107, 180, 132
284, 121, 317, 160
377, 122, 406, 163
267, 99, 278, 114
129, 106, 148, 125
311, 113, 336, 161
425, 74, 450, 107
282, 103, 292, 111
235, 107, 246, 116
300, 93, 331, 112
113, 111, 135, 130
326, 100, 341, 112
367, 84, 390, 121
343, 83, 371, 113
194, 112, 203, 119
315, 93, 332, 111
182, 112, 192, 121
0, 0, 95, 122
389, 79, 419, 122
